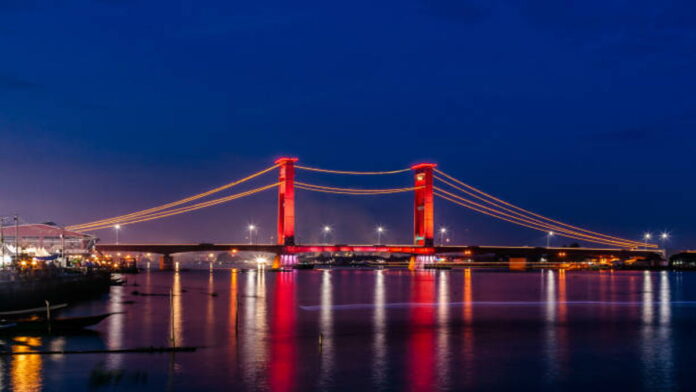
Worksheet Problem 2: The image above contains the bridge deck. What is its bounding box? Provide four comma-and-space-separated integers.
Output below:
96, 243, 662, 258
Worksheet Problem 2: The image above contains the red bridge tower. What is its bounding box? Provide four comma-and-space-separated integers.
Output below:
276, 157, 298, 246
412, 163, 437, 247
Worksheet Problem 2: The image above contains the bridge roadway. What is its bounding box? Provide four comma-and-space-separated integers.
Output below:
96, 243, 663, 267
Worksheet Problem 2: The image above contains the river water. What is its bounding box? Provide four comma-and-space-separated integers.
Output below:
1, 268, 694, 391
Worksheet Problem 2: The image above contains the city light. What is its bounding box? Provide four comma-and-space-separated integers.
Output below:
439, 227, 448, 246
547, 231, 554, 248
323, 225, 332, 244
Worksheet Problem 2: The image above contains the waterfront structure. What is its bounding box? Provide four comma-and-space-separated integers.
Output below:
0, 224, 96, 265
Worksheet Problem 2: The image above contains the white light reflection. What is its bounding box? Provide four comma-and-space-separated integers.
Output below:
372, 270, 387, 388
319, 270, 334, 389
171, 272, 184, 346
205, 271, 216, 346
241, 270, 268, 388
436, 271, 450, 389
641, 271, 674, 390
106, 283, 125, 369
543, 270, 559, 383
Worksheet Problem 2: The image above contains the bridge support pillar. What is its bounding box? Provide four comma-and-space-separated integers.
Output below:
276, 157, 298, 246
412, 163, 437, 247
412, 255, 437, 269
159, 254, 174, 271
272, 254, 298, 269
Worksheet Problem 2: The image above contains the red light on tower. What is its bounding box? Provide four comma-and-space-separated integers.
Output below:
412, 163, 437, 247
276, 157, 298, 246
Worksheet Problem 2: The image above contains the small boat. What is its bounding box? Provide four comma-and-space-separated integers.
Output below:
0, 313, 116, 333
0, 303, 68, 319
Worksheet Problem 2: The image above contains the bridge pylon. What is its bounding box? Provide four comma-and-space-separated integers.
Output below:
412, 163, 437, 247
276, 157, 298, 246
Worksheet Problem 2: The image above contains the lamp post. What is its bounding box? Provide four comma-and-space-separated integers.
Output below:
643, 233, 652, 249
248, 225, 256, 245
377, 226, 384, 245
323, 226, 331, 245
439, 227, 447, 246
660, 232, 669, 253
114, 224, 121, 245
546, 231, 554, 248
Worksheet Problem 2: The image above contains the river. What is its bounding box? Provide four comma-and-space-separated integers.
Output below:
0, 268, 693, 391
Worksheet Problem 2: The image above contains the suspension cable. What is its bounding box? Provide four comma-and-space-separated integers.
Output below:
435, 169, 649, 247
77, 183, 280, 231
435, 190, 651, 248
296, 182, 419, 194
295, 165, 410, 175
296, 185, 417, 195
434, 187, 649, 248
68, 164, 278, 230
434, 176, 647, 247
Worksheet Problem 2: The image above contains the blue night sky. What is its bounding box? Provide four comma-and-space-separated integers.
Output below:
0, 1, 694, 250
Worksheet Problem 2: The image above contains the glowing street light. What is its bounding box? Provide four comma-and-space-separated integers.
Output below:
248, 224, 257, 245
376, 226, 385, 245
114, 224, 121, 245
322, 226, 332, 244
660, 232, 669, 250
644, 233, 652, 249
546, 231, 554, 248
439, 227, 447, 246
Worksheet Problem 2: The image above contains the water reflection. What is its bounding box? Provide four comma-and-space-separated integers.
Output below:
241, 270, 268, 388
319, 270, 334, 389
206, 271, 216, 346
641, 271, 674, 390
171, 272, 184, 346
408, 271, 436, 391
270, 272, 296, 392
0, 269, 688, 391
436, 271, 450, 389
11, 336, 42, 392
372, 270, 387, 389
462, 268, 474, 387
106, 284, 125, 369
543, 270, 567, 383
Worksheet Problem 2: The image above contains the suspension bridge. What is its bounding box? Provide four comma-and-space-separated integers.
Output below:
68, 158, 660, 269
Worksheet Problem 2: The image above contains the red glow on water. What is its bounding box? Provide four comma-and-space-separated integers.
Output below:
270, 273, 296, 391
408, 272, 436, 391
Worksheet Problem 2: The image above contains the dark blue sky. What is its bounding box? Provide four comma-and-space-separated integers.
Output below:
1, 0, 694, 249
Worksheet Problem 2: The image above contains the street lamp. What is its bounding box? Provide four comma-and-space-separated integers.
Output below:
439, 227, 447, 246
546, 231, 554, 248
248, 225, 256, 245
377, 226, 384, 245
643, 233, 652, 249
660, 232, 669, 250
323, 226, 331, 244
114, 224, 121, 245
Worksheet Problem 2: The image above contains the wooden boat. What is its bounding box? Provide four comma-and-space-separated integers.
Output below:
0, 313, 115, 333
0, 303, 68, 319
